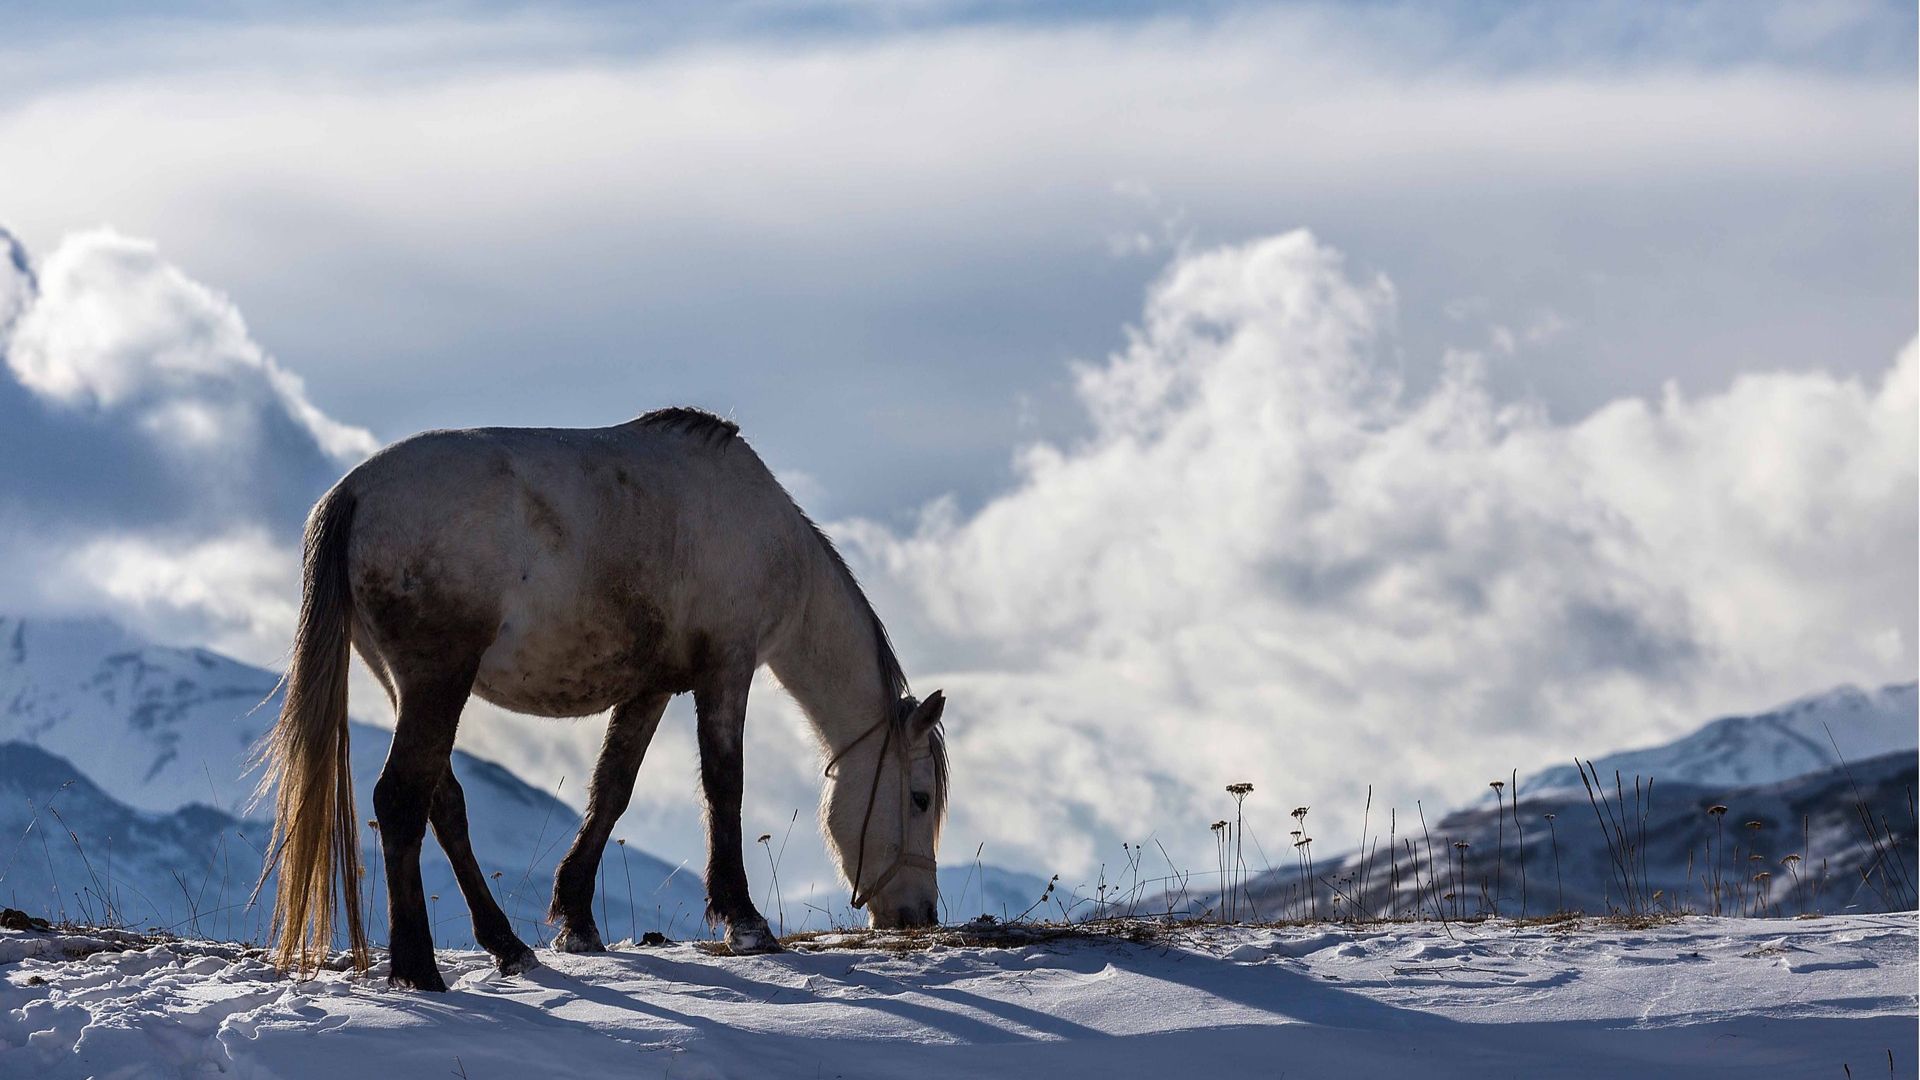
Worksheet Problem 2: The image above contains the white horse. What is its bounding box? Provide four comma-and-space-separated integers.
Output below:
257, 407, 948, 990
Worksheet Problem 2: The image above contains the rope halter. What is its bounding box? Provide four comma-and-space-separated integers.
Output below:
824, 704, 938, 912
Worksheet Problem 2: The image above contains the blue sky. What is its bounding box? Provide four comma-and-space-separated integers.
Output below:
0, 0, 1913, 889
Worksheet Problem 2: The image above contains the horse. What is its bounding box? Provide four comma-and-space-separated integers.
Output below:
255, 407, 949, 991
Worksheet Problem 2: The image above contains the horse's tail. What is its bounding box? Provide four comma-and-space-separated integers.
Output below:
254, 485, 367, 974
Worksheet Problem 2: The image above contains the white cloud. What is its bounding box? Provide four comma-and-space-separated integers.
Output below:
64, 529, 301, 660
843, 230, 1917, 878
6, 229, 376, 461
0, 229, 374, 661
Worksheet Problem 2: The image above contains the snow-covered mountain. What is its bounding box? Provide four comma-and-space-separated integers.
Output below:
0, 615, 709, 944
0, 616, 283, 817
1524, 682, 1917, 796
1148, 683, 1919, 921
1196, 749, 1917, 921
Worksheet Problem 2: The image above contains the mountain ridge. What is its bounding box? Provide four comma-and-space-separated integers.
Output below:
1523, 681, 1917, 796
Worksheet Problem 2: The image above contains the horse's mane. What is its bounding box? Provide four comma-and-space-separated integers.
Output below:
632, 406, 741, 445
796, 503, 949, 823
635, 405, 948, 819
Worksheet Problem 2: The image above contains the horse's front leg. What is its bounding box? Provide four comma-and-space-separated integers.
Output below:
694, 661, 779, 954
550, 692, 671, 952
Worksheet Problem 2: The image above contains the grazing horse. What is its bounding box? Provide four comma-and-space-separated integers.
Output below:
257, 407, 948, 990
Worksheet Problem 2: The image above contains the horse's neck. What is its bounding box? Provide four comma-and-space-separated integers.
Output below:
769, 573, 891, 752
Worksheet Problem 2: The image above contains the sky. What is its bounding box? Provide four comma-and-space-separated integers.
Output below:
0, 0, 1914, 906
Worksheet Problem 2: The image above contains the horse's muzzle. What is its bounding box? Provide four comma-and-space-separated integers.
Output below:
895, 902, 938, 928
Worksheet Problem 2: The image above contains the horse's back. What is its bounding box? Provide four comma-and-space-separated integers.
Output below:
339, 419, 809, 714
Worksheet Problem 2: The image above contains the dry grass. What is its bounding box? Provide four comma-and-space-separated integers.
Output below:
699, 917, 1193, 956
685, 910, 1713, 957
1510, 910, 1681, 934
0, 918, 271, 964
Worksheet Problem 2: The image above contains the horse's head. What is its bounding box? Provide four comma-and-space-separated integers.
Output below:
822, 690, 948, 929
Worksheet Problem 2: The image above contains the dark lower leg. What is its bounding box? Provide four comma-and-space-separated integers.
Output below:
376, 769, 444, 991
431, 770, 534, 972
376, 671, 472, 992
551, 693, 669, 950
695, 671, 771, 949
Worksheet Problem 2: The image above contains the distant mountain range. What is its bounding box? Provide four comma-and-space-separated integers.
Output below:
0, 615, 1042, 942
1523, 682, 1917, 795
1152, 682, 1918, 921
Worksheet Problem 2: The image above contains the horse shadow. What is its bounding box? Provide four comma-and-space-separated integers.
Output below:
466, 932, 1473, 1050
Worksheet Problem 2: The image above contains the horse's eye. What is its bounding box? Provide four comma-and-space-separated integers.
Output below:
911, 791, 931, 813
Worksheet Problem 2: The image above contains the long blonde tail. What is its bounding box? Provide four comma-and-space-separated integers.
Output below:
255, 486, 367, 973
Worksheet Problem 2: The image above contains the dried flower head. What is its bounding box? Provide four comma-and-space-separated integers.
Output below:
1781, 854, 1802, 865
1745, 821, 1763, 831
1707, 805, 1728, 816
1453, 841, 1470, 850
1489, 781, 1505, 790
1291, 807, 1310, 819
757, 834, 772, 844
1227, 782, 1254, 796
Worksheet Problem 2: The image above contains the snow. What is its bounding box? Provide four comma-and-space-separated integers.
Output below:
3, 915, 1913, 1078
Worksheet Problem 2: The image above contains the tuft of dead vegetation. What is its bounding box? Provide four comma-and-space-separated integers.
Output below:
693, 911, 1715, 957
691, 916, 1242, 956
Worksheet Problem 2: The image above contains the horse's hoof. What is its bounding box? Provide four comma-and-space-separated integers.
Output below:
388, 968, 449, 992
553, 926, 605, 954
726, 919, 782, 956
497, 946, 540, 975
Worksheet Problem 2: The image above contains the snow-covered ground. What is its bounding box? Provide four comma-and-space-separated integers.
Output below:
3, 914, 1913, 1079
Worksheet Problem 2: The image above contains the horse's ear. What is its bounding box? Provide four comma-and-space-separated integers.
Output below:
905, 690, 945, 740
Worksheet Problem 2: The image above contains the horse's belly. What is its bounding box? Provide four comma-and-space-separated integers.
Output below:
471, 607, 669, 717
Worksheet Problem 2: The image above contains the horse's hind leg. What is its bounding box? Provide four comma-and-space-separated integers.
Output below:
431, 768, 538, 974
695, 661, 779, 954
551, 691, 670, 952
374, 664, 476, 992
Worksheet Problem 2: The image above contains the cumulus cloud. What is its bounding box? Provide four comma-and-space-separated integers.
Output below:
0, 223, 1910, 901
0, 227, 373, 656
6, 228, 375, 460
844, 230, 1917, 876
